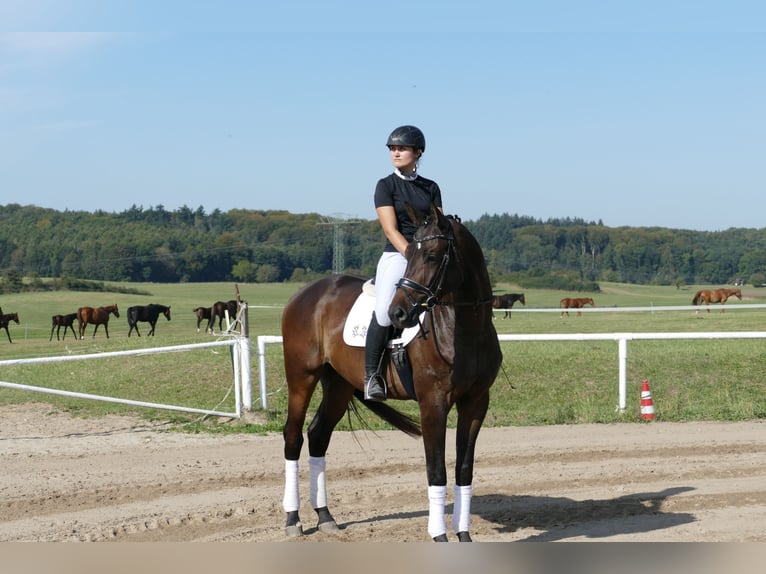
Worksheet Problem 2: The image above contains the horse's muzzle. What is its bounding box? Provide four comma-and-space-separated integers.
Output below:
389, 302, 421, 330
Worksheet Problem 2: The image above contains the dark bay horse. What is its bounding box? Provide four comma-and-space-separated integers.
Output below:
194, 306, 212, 332
692, 288, 742, 313
50, 312, 78, 341
77, 304, 120, 339
207, 300, 238, 333
560, 297, 595, 318
491, 293, 525, 318
1, 310, 20, 343
281, 203, 502, 542
127, 304, 171, 337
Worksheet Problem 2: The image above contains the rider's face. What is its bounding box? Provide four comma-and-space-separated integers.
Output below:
388, 145, 420, 173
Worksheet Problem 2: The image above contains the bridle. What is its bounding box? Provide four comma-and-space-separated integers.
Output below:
395, 222, 456, 313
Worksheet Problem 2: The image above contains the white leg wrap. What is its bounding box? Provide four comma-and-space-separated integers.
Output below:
282, 459, 300, 512
427, 485, 447, 539
452, 484, 472, 533
308, 455, 327, 509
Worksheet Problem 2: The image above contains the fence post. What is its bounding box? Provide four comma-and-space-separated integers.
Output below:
240, 303, 252, 411
618, 336, 628, 412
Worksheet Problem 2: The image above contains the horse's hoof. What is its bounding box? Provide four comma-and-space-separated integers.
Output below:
285, 522, 304, 538
456, 531, 472, 542
317, 520, 340, 534
432, 533, 449, 542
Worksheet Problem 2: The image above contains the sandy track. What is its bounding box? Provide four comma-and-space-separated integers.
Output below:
0, 403, 764, 542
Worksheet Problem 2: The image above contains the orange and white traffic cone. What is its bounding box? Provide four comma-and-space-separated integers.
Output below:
640, 379, 655, 421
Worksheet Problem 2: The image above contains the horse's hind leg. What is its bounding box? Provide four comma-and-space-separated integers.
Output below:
282, 360, 323, 538
305, 371, 355, 535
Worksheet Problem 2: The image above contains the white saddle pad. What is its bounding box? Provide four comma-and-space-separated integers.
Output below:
343, 283, 422, 348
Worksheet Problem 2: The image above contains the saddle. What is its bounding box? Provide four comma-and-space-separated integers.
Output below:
343, 280, 423, 398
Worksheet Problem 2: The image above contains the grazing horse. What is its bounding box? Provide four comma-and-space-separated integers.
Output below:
50, 312, 78, 341
207, 300, 238, 333
194, 306, 212, 332
281, 203, 502, 542
491, 293, 525, 319
1, 311, 20, 343
692, 288, 742, 313
77, 304, 120, 339
560, 297, 595, 318
127, 304, 171, 337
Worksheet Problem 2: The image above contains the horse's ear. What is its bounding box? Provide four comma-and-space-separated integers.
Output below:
403, 202, 420, 226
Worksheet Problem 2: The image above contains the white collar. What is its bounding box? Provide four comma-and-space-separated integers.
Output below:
394, 168, 418, 181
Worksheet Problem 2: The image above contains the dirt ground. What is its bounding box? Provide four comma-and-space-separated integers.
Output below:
0, 402, 764, 543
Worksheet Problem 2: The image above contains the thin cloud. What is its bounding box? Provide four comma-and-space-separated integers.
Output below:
0, 32, 113, 64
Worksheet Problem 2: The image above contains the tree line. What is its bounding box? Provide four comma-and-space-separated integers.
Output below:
1, 203, 765, 293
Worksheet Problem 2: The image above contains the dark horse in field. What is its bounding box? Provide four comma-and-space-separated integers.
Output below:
50, 312, 78, 341
0, 309, 20, 343
491, 293, 525, 318
127, 304, 171, 337
207, 300, 238, 333
281, 203, 502, 542
77, 304, 120, 339
692, 288, 742, 313
560, 297, 595, 318
194, 306, 212, 332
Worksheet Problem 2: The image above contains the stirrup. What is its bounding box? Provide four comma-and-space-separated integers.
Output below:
364, 373, 387, 402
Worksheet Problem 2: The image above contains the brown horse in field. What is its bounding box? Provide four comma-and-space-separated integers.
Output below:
491, 293, 525, 319
1, 310, 20, 343
692, 288, 742, 313
77, 304, 120, 339
207, 300, 238, 333
281, 204, 501, 542
194, 306, 212, 332
50, 312, 78, 341
560, 297, 595, 318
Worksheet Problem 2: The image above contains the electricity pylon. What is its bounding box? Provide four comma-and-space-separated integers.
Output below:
319, 214, 363, 274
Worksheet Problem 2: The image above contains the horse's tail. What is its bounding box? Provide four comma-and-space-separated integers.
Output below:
351, 392, 422, 437
692, 291, 702, 305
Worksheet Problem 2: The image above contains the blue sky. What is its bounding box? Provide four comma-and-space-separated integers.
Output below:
2, 1, 765, 231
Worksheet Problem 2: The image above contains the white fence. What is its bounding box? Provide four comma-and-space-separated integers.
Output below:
256, 328, 766, 413
0, 305, 252, 419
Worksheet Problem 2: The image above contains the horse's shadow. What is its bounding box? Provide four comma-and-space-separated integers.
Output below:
338, 486, 696, 541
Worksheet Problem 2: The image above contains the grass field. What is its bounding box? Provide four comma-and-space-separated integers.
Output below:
1, 280, 765, 432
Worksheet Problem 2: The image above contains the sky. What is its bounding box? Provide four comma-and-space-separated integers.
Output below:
1, 1, 765, 231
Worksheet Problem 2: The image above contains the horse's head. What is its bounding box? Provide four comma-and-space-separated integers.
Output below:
111, 304, 120, 318
388, 203, 484, 329
518, 294, 526, 305
389, 203, 456, 328
164, 306, 172, 320
9, 312, 19, 324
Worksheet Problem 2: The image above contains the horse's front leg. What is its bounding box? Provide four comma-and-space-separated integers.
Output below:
419, 402, 450, 541
453, 390, 490, 542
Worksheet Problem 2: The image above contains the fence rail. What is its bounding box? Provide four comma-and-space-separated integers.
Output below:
256, 330, 766, 412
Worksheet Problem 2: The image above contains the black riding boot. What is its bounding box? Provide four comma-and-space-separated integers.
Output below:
364, 313, 390, 401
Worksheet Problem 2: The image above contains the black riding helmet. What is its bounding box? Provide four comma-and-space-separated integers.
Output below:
386, 125, 426, 152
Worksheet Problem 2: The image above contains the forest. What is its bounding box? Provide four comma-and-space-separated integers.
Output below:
2, 203, 766, 293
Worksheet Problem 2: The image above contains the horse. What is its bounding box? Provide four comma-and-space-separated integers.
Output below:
207, 300, 238, 333
1, 311, 20, 343
77, 304, 120, 339
491, 293, 525, 319
194, 306, 212, 332
127, 304, 171, 337
560, 297, 595, 318
50, 312, 78, 341
281, 203, 502, 542
692, 288, 742, 313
